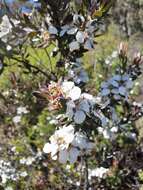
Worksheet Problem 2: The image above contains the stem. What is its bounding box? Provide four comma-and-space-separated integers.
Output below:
84, 156, 89, 190
79, 156, 83, 190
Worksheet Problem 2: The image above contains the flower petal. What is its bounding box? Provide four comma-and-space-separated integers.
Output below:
79, 99, 90, 113
69, 41, 80, 51
68, 86, 81, 101
119, 86, 126, 96
62, 81, 74, 93
76, 31, 85, 43
69, 148, 80, 163
48, 25, 58, 35
67, 27, 78, 35
59, 149, 69, 164
74, 110, 86, 124
101, 88, 110, 96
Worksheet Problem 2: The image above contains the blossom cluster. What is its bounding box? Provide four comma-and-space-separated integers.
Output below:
100, 74, 133, 100
43, 125, 94, 164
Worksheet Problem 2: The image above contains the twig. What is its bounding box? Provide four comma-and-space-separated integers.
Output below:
84, 156, 89, 190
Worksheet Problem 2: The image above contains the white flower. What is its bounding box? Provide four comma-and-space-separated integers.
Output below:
5, 187, 13, 190
0, 15, 12, 38
111, 51, 118, 58
62, 81, 81, 101
49, 119, 58, 125
97, 127, 110, 139
43, 125, 75, 162
20, 157, 35, 165
1, 173, 8, 184
20, 158, 26, 164
43, 125, 94, 163
89, 167, 109, 179
13, 115, 21, 124
20, 171, 28, 177
25, 157, 35, 165
17, 106, 28, 115
6, 45, 12, 51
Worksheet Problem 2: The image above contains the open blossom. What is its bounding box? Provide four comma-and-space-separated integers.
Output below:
61, 81, 81, 101
0, 15, 12, 38
43, 125, 94, 163
17, 106, 28, 115
60, 14, 95, 51
88, 167, 109, 179
13, 115, 21, 124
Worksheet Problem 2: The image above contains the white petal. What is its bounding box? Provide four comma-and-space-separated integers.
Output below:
66, 106, 74, 119
79, 99, 90, 113
119, 86, 126, 96
66, 101, 75, 118
74, 110, 86, 124
59, 150, 69, 164
48, 25, 58, 34
43, 143, 58, 155
111, 89, 119, 94
81, 93, 94, 100
68, 86, 81, 101
101, 88, 110, 96
101, 82, 109, 88
62, 81, 74, 93
69, 41, 80, 51
112, 75, 121, 81
13, 115, 21, 124
69, 148, 80, 163
76, 31, 85, 43
43, 143, 52, 153
67, 27, 78, 35
109, 79, 119, 87
103, 129, 110, 139
84, 39, 94, 50
110, 127, 118, 133
126, 80, 133, 89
